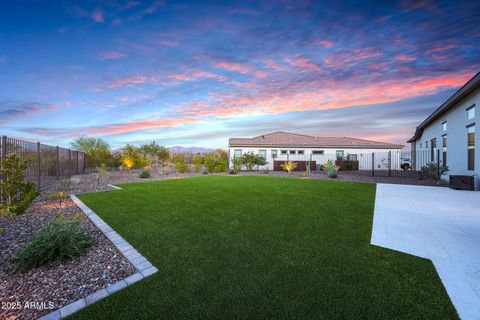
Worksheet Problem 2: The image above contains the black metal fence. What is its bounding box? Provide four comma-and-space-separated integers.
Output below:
0, 135, 85, 193
352, 150, 442, 178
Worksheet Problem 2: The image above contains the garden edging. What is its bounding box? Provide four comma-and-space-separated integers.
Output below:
38, 194, 157, 320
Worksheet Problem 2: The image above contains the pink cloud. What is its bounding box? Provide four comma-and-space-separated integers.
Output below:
285, 57, 321, 71
352, 48, 383, 60
213, 61, 267, 78
171, 73, 474, 121
214, 61, 251, 74
167, 69, 226, 82
92, 9, 104, 23
254, 70, 267, 78
368, 62, 387, 70
394, 54, 417, 61
99, 51, 127, 60
108, 75, 149, 88
313, 40, 334, 48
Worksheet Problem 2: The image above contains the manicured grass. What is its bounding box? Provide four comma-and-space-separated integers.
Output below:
71, 176, 457, 319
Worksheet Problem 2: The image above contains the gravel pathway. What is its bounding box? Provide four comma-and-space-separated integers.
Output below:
0, 194, 136, 320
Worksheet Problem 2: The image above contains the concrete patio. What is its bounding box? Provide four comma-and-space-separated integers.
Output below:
372, 183, 480, 320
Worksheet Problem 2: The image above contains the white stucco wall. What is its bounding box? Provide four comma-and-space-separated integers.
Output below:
228, 146, 403, 171
413, 87, 479, 185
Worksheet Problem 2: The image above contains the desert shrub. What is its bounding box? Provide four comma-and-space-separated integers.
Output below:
139, 170, 151, 178
122, 144, 147, 170
280, 161, 297, 174
421, 162, 449, 183
204, 152, 218, 172
323, 160, 339, 178
96, 163, 108, 185
139, 142, 169, 174
216, 158, 228, 173
233, 157, 243, 172
12, 215, 94, 271
46, 192, 69, 201
341, 155, 355, 171
192, 154, 204, 173
172, 154, 189, 173
0, 155, 38, 216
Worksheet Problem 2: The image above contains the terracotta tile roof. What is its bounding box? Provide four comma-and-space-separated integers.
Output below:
229, 131, 404, 149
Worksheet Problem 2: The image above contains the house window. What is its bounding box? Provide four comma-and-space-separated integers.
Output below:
467, 105, 475, 120
425, 141, 428, 149
419, 142, 422, 149
234, 149, 242, 159
271, 150, 278, 158
298, 150, 304, 155
468, 125, 475, 170
312, 150, 324, 155
442, 121, 447, 132
442, 135, 447, 166
289, 150, 296, 155
280, 150, 287, 155
259, 149, 266, 159
430, 138, 437, 161
336, 150, 344, 160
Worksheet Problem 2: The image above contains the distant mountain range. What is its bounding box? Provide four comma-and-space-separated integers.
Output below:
168, 146, 215, 154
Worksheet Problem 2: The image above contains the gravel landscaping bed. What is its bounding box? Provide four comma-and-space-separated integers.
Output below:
0, 193, 136, 320
70, 169, 446, 194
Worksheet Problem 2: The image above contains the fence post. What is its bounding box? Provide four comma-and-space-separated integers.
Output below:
76, 151, 79, 174
371, 152, 375, 177
388, 151, 392, 177
37, 142, 41, 189
1, 136, 6, 203
68, 149, 72, 178
56, 146, 60, 181
437, 149, 440, 179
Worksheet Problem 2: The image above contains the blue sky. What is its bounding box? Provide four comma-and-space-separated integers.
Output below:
0, 0, 479, 149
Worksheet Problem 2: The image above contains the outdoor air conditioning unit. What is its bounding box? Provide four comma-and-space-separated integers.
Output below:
449, 175, 474, 191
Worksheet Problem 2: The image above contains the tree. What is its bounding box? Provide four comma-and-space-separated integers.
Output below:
204, 152, 219, 172
71, 136, 111, 168
139, 142, 169, 174
122, 144, 147, 170
233, 157, 243, 172
192, 154, 204, 173
254, 154, 268, 170
172, 153, 188, 173
242, 152, 256, 171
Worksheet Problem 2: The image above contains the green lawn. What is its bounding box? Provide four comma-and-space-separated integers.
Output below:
71, 176, 457, 319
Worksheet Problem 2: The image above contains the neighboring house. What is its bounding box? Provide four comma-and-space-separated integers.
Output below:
408, 72, 479, 186
228, 131, 403, 171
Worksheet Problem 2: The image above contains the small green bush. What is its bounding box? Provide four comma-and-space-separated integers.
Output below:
139, 170, 151, 178
421, 162, 449, 183
12, 215, 94, 271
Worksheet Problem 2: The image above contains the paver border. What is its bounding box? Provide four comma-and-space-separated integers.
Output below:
38, 194, 157, 320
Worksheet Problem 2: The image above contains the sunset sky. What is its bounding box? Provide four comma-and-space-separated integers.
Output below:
0, 0, 479, 149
